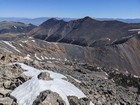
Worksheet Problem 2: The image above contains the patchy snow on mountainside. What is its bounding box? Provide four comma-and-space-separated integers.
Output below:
24, 54, 32, 61
31, 40, 35, 42
67, 75, 81, 83
19, 44, 23, 47
128, 29, 140, 31
34, 53, 41, 61
13, 26, 17, 29
21, 40, 28, 43
11, 63, 94, 105
2, 41, 21, 53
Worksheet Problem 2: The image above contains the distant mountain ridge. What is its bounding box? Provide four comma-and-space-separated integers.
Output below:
28, 16, 140, 47
26, 16, 140, 76
0, 21, 36, 40
0, 17, 140, 25
0, 17, 76, 25
0, 21, 36, 34
1, 16, 140, 105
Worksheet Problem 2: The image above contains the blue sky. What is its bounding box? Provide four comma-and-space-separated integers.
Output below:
0, 0, 140, 18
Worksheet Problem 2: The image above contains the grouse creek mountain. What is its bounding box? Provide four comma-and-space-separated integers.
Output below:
0, 17, 140, 105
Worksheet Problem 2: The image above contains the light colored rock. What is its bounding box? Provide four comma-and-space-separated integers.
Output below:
0, 97, 14, 105
3, 81, 11, 89
0, 88, 11, 97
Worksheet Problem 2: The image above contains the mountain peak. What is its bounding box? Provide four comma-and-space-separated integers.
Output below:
79, 16, 97, 23
83, 16, 92, 20
47, 18, 58, 21
40, 18, 66, 27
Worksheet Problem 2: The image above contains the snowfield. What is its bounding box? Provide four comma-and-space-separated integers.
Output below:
11, 63, 94, 105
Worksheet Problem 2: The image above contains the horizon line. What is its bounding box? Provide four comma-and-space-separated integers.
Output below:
0, 16, 140, 20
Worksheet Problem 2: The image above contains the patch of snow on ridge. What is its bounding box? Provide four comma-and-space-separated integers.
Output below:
133, 75, 139, 78
13, 26, 17, 29
11, 63, 94, 105
67, 75, 81, 83
34, 53, 42, 61
32, 40, 35, 42
41, 56, 44, 60
90, 101, 94, 105
45, 57, 48, 59
24, 54, 32, 61
128, 29, 140, 31
19, 44, 23, 47
22, 40, 28, 43
2, 41, 21, 53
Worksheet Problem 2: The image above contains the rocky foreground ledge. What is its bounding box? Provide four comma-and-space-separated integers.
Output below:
0, 51, 140, 105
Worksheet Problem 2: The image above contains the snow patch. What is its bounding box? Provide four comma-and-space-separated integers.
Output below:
29, 37, 33, 39
3, 41, 21, 53
97, 67, 101, 70
41, 56, 45, 60
10, 63, 94, 105
46, 61, 53, 64
90, 101, 94, 105
32, 40, 35, 42
106, 38, 111, 41
67, 75, 81, 83
133, 75, 139, 78
128, 29, 140, 31
64, 58, 68, 61
103, 71, 108, 76
13, 26, 17, 29
125, 70, 129, 74
34, 53, 42, 61
19, 44, 23, 47
24, 54, 32, 61
45, 57, 48, 59
22, 40, 28, 43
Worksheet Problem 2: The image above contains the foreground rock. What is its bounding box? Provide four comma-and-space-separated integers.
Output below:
0, 61, 30, 105
0, 49, 140, 105
0, 97, 17, 105
38, 72, 52, 80
33, 90, 66, 105
31, 61, 140, 105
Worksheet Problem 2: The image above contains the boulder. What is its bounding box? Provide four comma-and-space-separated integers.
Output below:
0, 97, 14, 105
68, 96, 90, 105
33, 90, 66, 105
38, 72, 52, 80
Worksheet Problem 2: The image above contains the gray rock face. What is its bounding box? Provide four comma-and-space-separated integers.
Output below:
0, 61, 30, 105
29, 17, 140, 47
0, 21, 36, 34
0, 65, 29, 90
38, 72, 52, 80
0, 43, 140, 105
35, 61, 140, 105
68, 96, 90, 105
33, 90, 66, 105
0, 97, 16, 105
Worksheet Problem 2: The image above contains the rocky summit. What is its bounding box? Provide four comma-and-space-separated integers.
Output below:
0, 17, 140, 105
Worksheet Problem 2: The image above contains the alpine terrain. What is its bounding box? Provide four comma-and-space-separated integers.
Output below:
0, 17, 140, 105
